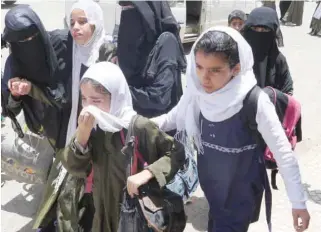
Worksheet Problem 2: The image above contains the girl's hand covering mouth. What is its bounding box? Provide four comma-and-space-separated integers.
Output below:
76, 110, 95, 148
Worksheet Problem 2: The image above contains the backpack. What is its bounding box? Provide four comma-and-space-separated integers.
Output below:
118, 115, 186, 232
242, 86, 302, 189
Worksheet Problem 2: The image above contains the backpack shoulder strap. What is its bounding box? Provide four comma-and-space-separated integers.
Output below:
122, 115, 146, 175
242, 85, 260, 131
241, 85, 264, 146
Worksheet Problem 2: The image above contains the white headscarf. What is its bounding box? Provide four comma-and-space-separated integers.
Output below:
80, 62, 137, 132
53, 62, 134, 194
66, 0, 106, 146
175, 26, 257, 153
53, 0, 107, 194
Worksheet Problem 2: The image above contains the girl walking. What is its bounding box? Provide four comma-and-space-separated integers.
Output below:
61, 62, 185, 232
152, 26, 310, 232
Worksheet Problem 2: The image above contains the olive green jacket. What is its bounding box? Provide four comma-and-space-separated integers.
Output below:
34, 115, 185, 232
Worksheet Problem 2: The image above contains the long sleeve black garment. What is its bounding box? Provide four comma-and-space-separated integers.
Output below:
2, 29, 73, 149
129, 32, 184, 119
271, 52, 293, 95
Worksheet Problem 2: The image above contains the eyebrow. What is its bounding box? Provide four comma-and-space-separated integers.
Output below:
196, 62, 223, 70
81, 95, 102, 100
70, 16, 87, 21
89, 96, 103, 100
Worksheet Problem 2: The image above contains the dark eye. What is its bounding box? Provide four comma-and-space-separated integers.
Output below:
78, 19, 88, 25
210, 69, 220, 73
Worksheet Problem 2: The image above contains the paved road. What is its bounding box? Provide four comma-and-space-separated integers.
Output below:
1, 1, 321, 232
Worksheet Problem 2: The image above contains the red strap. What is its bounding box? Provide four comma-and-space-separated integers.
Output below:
120, 129, 126, 145
120, 130, 146, 175
85, 167, 94, 193
84, 129, 146, 193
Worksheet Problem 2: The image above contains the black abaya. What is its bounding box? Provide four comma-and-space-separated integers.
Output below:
280, 0, 292, 20
117, 1, 186, 119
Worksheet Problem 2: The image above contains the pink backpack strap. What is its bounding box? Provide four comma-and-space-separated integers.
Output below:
282, 95, 301, 138
85, 166, 94, 193
120, 129, 126, 145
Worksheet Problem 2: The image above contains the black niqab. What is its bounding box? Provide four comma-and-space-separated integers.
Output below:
117, 1, 186, 83
3, 5, 58, 87
242, 7, 280, 88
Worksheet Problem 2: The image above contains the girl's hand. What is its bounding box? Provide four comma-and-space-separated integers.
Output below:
292, 208, 310, 232
76, 111, 95, 148
127, 170, 154, 198
8, 77, 31, 96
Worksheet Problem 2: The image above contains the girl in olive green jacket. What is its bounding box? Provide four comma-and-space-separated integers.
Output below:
60, 62, 185, 232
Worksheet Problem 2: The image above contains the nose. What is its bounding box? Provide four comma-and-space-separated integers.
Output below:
201, 70, 211, 81
87, 99, 94, 105
73, 21, 81, 30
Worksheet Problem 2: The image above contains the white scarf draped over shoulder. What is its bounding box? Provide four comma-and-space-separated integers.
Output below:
65, 0, 107, 146
53, 0, 109, 194
174, 26, 257, 153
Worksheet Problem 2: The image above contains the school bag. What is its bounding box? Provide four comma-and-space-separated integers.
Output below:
242, 85, 302, 190
165, 146, 199, 202
118, 115, 186, 232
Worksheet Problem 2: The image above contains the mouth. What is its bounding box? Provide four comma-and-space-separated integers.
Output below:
202, 84, 212, 89
72, 32, 83, 38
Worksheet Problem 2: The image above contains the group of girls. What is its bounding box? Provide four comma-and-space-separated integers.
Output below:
2, 1, 310, 231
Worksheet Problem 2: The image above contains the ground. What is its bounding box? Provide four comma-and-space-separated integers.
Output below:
1, 1, 321, 232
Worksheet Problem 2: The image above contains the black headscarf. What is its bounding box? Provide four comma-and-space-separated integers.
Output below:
3, 5, 58, 87
117, 1, 185, 81
242, 7, 280, 88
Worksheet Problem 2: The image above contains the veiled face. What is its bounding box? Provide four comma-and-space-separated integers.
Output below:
70, 9, 94, 45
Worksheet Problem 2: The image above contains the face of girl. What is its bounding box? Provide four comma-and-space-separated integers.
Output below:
229, 18, 245, 32
70, 9, 94, 45
195, 50, 240, 93
80, 82, 111, 113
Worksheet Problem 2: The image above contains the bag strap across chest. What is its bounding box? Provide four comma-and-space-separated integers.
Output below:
120, 115, 147, 176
